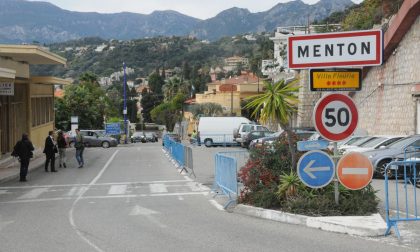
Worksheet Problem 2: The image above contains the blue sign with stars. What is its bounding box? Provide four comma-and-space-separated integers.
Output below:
297, 150, 335, 188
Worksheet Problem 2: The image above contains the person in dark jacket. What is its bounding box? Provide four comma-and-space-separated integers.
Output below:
43, 130, 57, 172
12, 133, 34, 182
57, 130, 67, 168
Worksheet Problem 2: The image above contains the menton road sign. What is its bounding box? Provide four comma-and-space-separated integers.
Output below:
288, 30, 383, 69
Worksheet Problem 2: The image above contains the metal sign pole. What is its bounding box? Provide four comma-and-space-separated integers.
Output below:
333, 141, 339, 205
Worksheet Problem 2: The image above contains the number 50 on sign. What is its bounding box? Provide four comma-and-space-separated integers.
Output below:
313, 94, 358, 142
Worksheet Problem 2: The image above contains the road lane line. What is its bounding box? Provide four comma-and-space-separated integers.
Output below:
66, 187, 78, 197
149, 184, 168, 193
68, 149, 119, 252
108, 185, 127, 195
209, 199, 225, 211
0, 190, 7, 195
18, 188, 48, 199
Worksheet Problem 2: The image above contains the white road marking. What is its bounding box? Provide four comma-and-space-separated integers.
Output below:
18, 188, 48, 199
209, 199, 225, 211
178, 196, 184, 200
68, 149, 119, 252
149, 184, 168, 193
0, 190, 7, 195
129, 205, 158, 216
342, 167, 369, 175
184, 176, 193, 181
66, 187, 78, 197
108, 185, 127, 195
0, 192, 210, 204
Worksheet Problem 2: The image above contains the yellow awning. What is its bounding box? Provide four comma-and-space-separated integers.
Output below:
0, 45, 66, 65
30, 76, 72, 85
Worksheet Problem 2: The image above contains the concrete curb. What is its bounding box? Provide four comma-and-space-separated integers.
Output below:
234, 204, 387, 237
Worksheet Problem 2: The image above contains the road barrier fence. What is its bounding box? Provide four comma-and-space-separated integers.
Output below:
163, 135, 194, 176
213, 151, 249, 209
384, 147, 420, 238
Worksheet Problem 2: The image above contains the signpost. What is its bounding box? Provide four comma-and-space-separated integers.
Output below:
337, 152, 373, 190
310, 68, 362, 91
0, 82, 14, 95
313, 93, 358, 142
297, 140, 329, 152
288, 30, 383, 69
297, 150, 335, 188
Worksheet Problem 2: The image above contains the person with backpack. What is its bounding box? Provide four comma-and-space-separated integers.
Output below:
57, 130, 67, 168
12, 133, 34, 182
74, 129, 85, 168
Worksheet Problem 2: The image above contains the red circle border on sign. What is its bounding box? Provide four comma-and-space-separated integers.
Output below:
314, 94, 358, 142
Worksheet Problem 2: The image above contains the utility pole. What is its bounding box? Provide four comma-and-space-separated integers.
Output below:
123, 62, 128, 144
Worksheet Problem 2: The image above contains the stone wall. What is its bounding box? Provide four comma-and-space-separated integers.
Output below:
352, 16, 420, 135
296, 70, 322, 128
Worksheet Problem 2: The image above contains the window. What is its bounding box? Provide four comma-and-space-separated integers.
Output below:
31, 97, 54, 127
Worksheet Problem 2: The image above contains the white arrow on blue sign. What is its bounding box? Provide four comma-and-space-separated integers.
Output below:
297, 150, 335, 188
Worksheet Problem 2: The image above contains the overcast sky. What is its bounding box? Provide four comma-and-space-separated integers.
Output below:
31, 0, 364, 20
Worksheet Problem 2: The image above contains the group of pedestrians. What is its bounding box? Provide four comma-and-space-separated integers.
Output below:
11, 128, 85, 182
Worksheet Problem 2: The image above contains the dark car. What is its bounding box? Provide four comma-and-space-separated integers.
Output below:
389, 149, 420, 182
249, 130, 316, 150
131, 132, 146, 143
243, 130, 274, 148
144, 132, 157, 142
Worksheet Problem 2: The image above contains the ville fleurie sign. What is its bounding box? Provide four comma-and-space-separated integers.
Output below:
310, 68, 362, 91
288, 30, 383, 69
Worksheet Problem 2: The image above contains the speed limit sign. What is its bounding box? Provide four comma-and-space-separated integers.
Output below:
313, 94, 358, 142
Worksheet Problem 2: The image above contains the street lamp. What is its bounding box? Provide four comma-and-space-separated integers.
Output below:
123, 62, 128, 144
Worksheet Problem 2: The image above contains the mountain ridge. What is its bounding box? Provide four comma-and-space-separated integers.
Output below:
0, 0, 355, 43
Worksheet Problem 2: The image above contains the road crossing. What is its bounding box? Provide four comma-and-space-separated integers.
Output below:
0, 179, 210, 204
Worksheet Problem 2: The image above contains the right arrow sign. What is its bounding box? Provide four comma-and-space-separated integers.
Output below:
337, 152, 373, 190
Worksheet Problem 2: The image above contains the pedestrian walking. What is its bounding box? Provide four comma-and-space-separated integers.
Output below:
43, 130, 57, 172
74, 129, 85, 168
57, 130, 67, 168
11, 133, 34, 182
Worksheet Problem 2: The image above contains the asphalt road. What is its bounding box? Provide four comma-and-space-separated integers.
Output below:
0, 143, 414, 251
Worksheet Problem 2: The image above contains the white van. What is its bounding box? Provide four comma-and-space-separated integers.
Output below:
198, 117, 250, 147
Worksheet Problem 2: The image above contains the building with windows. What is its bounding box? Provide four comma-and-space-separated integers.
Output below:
0, 45, 69, 158
224, 56, 249, 72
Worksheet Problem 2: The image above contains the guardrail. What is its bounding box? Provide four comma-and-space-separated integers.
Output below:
213, 151, 249, 209
163, 135, 194, 176
384, 151, 420, 238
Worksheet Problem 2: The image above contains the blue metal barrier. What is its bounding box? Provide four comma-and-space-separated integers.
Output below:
213, 151, 248, 209
384, 147, 420, 238
163, 135, 185, 168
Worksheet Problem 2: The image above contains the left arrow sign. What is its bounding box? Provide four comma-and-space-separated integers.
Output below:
303, 160, 331, 179
298, 150, 335, 189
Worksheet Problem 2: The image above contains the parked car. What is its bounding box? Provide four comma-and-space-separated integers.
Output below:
346, 136, 405, 154
338, 136, 377, 154
233, 123, 269, 147
389, 150, 420, 182
144, 132, 157, 142
131, 132, 146, 143
198, 116, 250, 147
363, 135, 420, 178
242, 130, 274, 148
249, 129, 316, 150
68, 130, 118, 148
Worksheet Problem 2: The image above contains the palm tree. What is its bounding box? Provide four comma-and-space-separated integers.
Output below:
244, 78, 300, 169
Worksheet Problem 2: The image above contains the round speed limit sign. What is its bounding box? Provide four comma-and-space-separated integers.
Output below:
313, 94, 358, 142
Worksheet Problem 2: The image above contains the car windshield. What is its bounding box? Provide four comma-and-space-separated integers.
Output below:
347, 136, 371, 146
341, 136, 363, 145
359, 137, 387, 147
145, 133, 153, 137
387, 136, 419, 149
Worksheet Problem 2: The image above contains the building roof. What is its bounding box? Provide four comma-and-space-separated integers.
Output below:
0, 45, 66, 65
208, 72, 259, 86
30, 76, 72, 85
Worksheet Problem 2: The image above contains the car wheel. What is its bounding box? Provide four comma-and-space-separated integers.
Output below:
204, 139, 213, 147
378, 160, 393, 179
102, 141, 110, 148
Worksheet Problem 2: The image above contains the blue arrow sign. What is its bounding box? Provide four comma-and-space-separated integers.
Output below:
297, 140, 329, 151
297, 150, 335, 188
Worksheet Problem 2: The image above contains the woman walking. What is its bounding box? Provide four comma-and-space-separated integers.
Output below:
57, 130, 67, 168
12, 133, 34, 182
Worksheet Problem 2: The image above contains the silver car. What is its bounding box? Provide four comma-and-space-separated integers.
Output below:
363, 135, 420, 178
69, 130, 118, 148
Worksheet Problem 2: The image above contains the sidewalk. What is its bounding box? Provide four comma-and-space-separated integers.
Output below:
0, 149, 46, 184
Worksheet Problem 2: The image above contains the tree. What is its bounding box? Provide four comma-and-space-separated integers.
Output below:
148, 72, 164, 94
150, 92, 187, 131
190, 102, 223, 118
140, 93, 163, 123
244, 79, 300, 169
